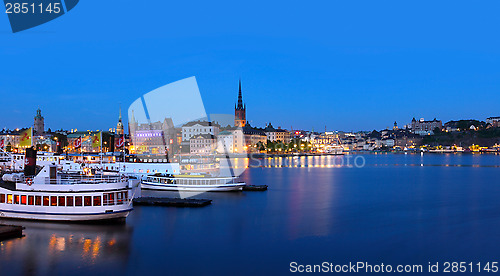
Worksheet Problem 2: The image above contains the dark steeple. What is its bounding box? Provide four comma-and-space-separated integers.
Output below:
234, 79, 246, 127
236, 79, 244, 109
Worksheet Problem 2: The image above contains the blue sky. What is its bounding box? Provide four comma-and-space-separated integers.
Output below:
1, 1, 500, 132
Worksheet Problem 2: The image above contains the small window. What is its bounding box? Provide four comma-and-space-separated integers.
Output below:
67, 196, 74, 207
75, 196, 83, 206
35, 196, 41, 206
93, 196, 101, 206
14, 195, 20, 204
28, 196, 34, 205
84, 196, 91, 206
116, 192, 123, 205
58, 196, 65, 207
108, 193, 115, 205
0, 194, 5, 203
7, 195, 12, 204
21, 195, 27, 205
50, 196, 57, 206
43, 196, 49, 206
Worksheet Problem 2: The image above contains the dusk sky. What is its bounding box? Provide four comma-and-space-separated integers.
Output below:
1, 1, 500, 132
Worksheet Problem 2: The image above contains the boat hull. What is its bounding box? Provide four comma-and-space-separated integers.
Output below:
141, 182, 245, 192
0, 208, 131, 222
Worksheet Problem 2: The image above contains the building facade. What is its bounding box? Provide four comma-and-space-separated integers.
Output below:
264, 123, 291, 143
189, 134, 217, 154
182, 121, 220, 142
410, 118, 442, 135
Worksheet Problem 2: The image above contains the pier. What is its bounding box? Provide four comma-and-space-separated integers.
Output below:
0, 225, 24, 241
243, 185, 268, 191
133, 197, 212, 207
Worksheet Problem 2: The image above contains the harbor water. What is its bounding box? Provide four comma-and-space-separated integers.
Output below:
1, 153, 500, 275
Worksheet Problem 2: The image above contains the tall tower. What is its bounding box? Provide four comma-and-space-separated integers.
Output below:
234, 80, 246, 127
116, 105, 124, 135
33, 108, 44, 135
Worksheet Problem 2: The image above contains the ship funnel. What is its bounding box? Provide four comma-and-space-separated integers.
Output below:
24, 147, 37, 177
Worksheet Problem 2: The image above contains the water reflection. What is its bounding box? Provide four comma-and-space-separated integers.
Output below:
0, 220, 132, 275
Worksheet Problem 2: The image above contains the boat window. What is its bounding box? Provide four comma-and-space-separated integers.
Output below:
93, 196, 101, 206
7, 194, 12, 204
75, 196, 83, 206
116, 192, 123, 205
43, 196, 49, 206
84, 196, 91, 206
104, 193, 114, 206
67, 196, 74, 207
28, 196, 34, 205
14, 195, 20, 204
123, 191, 128, 201
50, 196, 57, 206
35, 196, 41, 206
21, 195, 27, 205
0, 194, 4, 203
58, 196, 66, 207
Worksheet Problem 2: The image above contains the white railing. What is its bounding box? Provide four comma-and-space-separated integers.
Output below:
19, 175, 125, 185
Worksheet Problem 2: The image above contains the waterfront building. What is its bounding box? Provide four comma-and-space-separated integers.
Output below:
264, 123, 291, 143
128, 114, 176, 155
0, 129, 24, 150
182, 121, 220, 142
217, 128, 246, 154
311, 132, 340, 146
410, 118, 442, 135
242, 125, 266, 151
189, 134, 217, 154
33, 108, 44, 135
217, 131, 234, 153
234, 80, 246, 127
67, 131, 115, 153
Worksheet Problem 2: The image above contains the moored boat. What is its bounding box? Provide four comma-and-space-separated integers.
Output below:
0, 164, 140, 222
141, 173, 245, 192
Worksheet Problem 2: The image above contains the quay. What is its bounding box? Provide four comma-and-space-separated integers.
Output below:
243, 185, 268, 191
133, 197, 212, 207
0, 225, 24, 241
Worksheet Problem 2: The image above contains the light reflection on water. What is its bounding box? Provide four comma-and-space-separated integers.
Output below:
0, 221, 132, 275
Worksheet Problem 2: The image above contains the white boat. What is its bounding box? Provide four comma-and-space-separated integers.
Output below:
141, 174, 246, 192
0, 165, 140, 222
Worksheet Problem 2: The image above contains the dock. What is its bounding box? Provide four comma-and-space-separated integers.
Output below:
0, 225, 24, 241
133, 197, 212, 207
243, 185, 268, 191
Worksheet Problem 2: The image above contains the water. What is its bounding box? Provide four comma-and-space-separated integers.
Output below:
1, 153, 500, 275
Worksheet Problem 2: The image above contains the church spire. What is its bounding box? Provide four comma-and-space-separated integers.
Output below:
118, 104, 122, 122
237, 79, 243, 109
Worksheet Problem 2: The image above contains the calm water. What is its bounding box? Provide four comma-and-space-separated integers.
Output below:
1, 153, 500, 275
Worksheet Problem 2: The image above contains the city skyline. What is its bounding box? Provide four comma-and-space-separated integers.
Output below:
2, 1, 500, 131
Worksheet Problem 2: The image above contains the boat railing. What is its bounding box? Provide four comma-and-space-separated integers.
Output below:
146, 175, 242, 185
19, 175, 124, 185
